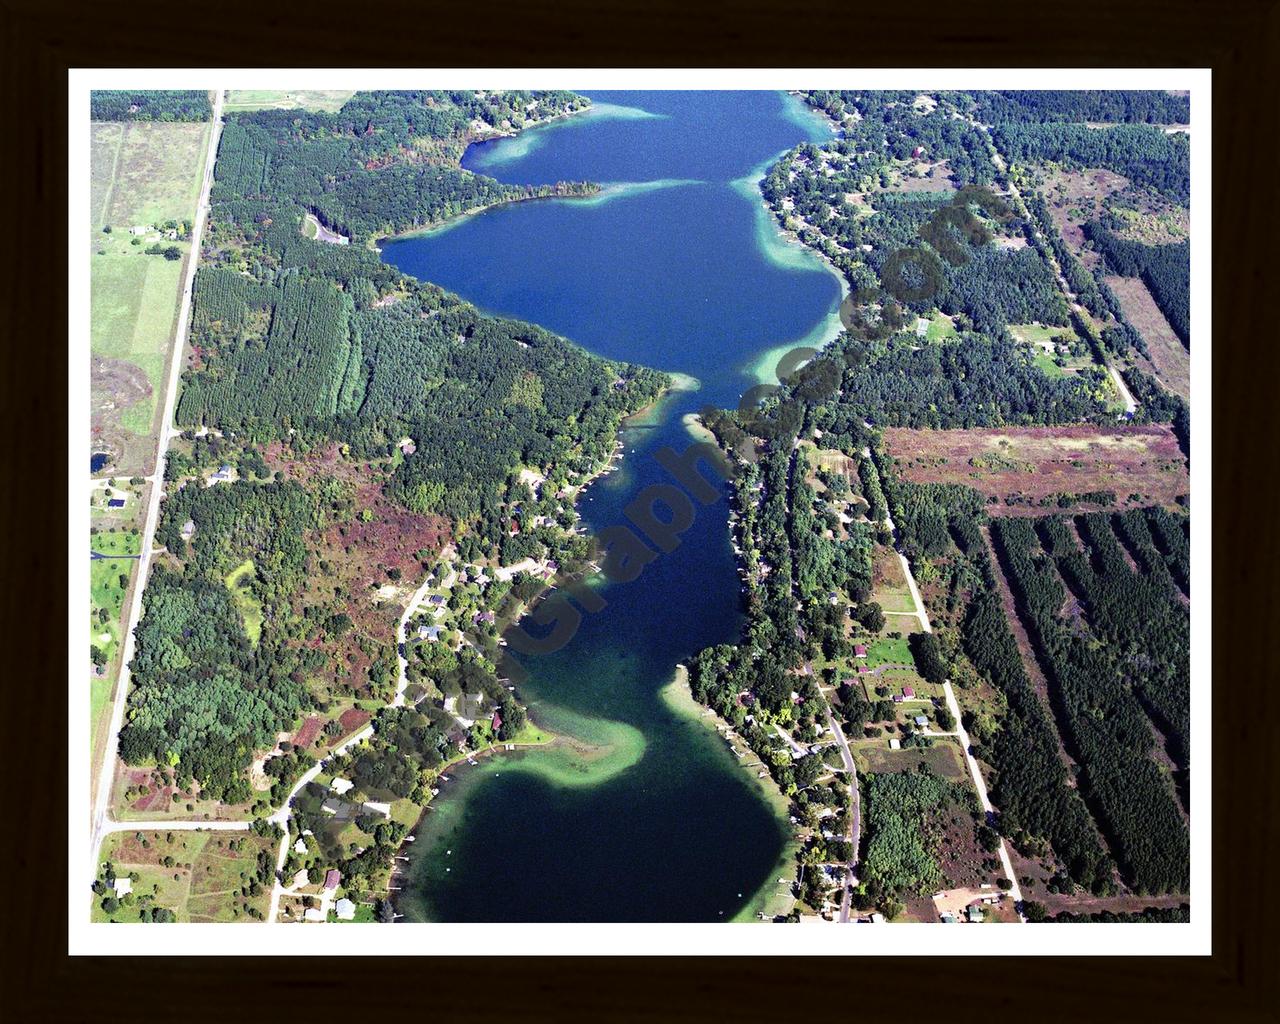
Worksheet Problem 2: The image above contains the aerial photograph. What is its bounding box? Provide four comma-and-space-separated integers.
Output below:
82, 81, 1197, 938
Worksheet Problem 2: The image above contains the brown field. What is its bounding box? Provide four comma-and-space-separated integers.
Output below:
884, 425, 1188, 512
1039, 167, 1130, 265
859, 738, 966, 781
888, 160, 956, 194
292, 715, 323, 750
1105, 275, 1191, 402
266, 442, 449, 703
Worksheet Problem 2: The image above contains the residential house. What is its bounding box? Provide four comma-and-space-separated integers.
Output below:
914, 715, 929, 728
902, 685, 915, 698
324, 869, 341, 891
335, 898, 357, 921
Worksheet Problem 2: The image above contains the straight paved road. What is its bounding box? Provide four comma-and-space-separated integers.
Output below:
89, 89, 225, 879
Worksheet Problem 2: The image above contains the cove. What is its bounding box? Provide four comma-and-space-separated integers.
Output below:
381, 91, 841, 922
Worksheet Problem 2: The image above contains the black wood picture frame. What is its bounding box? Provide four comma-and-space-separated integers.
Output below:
3, 0, 1275, 1018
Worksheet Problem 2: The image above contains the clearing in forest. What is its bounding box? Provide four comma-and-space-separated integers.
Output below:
884, 425, 1188, 513
224, 90, 356, 112
1105, 276, 1191, 402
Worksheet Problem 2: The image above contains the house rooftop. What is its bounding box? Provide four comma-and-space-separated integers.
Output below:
324, 869, 341, 890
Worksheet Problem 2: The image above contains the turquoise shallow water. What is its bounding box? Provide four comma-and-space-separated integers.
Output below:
382, 91, 840, 922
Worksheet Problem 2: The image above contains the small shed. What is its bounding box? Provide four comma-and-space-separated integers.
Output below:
902, 685, 916, 698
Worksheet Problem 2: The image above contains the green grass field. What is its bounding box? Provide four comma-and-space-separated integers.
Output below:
225, 90, 355, 113
97, 122, 210, 230
90, 530, 141, 667
921, 312, 958, 343
91, 120, 209, 453
225, 559, 264, 646
865, 635, 915, 668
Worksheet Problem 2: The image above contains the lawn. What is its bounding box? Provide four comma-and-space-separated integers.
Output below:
866, 635, 915, 668
225, 90, 355, 113
90, 530, 140, 665
921, 312, 957, 343
225, 559, 264, 646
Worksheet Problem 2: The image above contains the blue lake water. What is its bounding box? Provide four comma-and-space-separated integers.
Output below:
382, 91, 842, 922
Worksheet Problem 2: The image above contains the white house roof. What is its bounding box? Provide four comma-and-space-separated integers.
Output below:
113, 876, 132, 897
330, 777, 354, 795
335, 898, 356, 920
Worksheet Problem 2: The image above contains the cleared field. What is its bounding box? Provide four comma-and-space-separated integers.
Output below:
225, 90, 355, 112
98, 122, 209, 230
1106, 275, 1190, 402
90, 120, 209, 476
92, 830, 274, 923
884, 425, 1188, 512
1008, 323, 1096, 380
870, 544, 919, 615
225, 558, 264, 645
1039, 166, 1129, 267
857, 736, 966, 780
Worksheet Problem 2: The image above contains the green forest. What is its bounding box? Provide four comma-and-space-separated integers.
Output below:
119, 90, 668, 807
91, 90, 212, 122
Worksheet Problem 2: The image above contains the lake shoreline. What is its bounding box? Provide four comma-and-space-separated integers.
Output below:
660, 667, 799, 922
380, 90, 842, 923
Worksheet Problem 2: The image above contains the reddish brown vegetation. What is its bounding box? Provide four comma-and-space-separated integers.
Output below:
262, 442, 448, 702
337, 708, 371, 737
292, 716, 323, 750
884, 425, 1188, 513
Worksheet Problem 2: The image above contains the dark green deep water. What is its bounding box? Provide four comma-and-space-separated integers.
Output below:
380, 91, 841, 922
